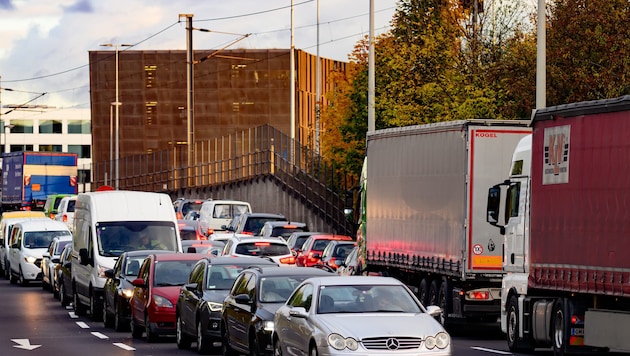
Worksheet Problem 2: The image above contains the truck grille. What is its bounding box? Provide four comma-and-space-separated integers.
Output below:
361, 337, 422, 350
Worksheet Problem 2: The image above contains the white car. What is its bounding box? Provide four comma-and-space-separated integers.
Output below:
54, 195, 77, 232
274, 276, 452, 356
221, 235, 296, 266
41, 235, 72, 293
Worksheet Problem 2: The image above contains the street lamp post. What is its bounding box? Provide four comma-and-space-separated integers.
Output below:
100, 43, 131, 190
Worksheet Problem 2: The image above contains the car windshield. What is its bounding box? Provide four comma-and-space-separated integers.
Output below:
234, 242, 290, 257
153, 260, 197, 286
206, 265, 245, 290
318, 285, 422, 314
24, 230, 71, 248
96, 221, 178, 257
124, 256, 146, 276
55, 240, 71, 254
260, 276, 313, 303
66, 200, 76, 212
213, 204, 250, 219
272, 226, 307, 238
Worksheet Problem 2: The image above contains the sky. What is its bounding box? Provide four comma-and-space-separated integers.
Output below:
0, 0, 399, 111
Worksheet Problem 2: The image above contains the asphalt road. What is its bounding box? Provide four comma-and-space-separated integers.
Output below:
0, 276, 626, 356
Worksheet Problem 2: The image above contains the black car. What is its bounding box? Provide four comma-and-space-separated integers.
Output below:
175, 256, 278, 354
57, 243, 74, 307
319, 240, 357, 271
102, 250, 170, 331
221, 266, 335, 356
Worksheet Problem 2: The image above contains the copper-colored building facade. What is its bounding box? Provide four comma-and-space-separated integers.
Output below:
89, 49, 347, 185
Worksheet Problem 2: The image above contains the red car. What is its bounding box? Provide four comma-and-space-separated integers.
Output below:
295, 234, 353, 267
130, 252, 204, 342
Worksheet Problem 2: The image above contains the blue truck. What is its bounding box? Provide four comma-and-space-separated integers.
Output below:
1, 151, 78, 212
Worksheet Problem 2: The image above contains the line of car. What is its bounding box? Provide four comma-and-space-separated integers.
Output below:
0, 196, 453, 356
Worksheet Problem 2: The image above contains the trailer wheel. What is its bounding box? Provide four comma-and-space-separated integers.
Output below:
437, 280, 451, 327
418, 278, 430, 306
428, 280, 440, 306
552, 298, 568, 356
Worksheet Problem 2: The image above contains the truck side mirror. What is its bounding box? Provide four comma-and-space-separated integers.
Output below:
487, 185, 506, 235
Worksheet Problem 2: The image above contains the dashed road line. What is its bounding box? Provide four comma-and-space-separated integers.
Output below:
471, 346, 512, 355
113, 343, 136, 351
76, 321, 90, 329
91, 332, 109, 339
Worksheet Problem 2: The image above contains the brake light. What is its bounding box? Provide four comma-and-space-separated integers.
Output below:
62, 214, 68, 222
467, 291, 490, 300
279, 256, 296, 265
284, 225, 297, 229
177, 212, 184, 220
242, 231, 254, 236
254, 242, 271, 246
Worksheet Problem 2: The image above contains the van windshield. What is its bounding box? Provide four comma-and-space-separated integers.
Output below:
96, 221, 178, 257
24, 230, 71, 249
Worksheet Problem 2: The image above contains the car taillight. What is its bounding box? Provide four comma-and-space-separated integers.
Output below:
329, 257, 338, 269
279, 256, 296, 265
242, 231, 254, 236
63, 214, 68, 222
177, 212, 184, 220
254, 242, 271, 246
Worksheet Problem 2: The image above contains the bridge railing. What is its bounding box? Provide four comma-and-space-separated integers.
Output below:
92, 125, 359, 235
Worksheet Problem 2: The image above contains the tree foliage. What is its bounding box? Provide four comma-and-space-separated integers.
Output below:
319, 0, 630, 178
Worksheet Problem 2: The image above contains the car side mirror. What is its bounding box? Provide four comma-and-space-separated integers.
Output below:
104, 269, 115, 279
425, 305, 442, 318
131, 278, 146, 288
288, 307, 308, 318
234, 294, 251, 304
184, 283, 198, 292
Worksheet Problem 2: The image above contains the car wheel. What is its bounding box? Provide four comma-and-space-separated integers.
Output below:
437, 280, 450, 327
9, 268, 17, 284
428, 279, 440, 306
145, 314, 158, 343
41, 275, 49, 291
114, 301, 128, 332
5, 261, 11, 279
197, 319, 211, 354
131, 315, 144, 339
90, 293, 103, 321
418, 278, 430, 306
273, 337, 282, 356
249, 331, 261, 356
176, 314, 192, 349
18, 267, 28, 286
73, 290, 87, 316
60, 281, 70, 307
52, 280, 60, 299
221, 327, 237, 356
103, 299, 113, 328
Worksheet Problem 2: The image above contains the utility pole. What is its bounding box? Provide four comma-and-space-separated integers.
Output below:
180, 14, 195, 178
367, 0, 375, 132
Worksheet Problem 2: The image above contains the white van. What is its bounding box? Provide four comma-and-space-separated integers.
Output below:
54, 195, 77, 232
8, 219, 71, 285
0, 211, 47, 278
196, 199, 252, 238
71, 190, 182, 321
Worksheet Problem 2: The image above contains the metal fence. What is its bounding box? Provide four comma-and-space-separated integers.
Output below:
92, 125, 359, 235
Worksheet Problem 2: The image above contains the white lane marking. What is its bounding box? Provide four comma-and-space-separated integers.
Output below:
91, 332, 109, 339
69, 311, 78, 319
11, 339, 42, 350
76, 321, 90, 329
471, 346, 513, 355
113, 343, 136, 351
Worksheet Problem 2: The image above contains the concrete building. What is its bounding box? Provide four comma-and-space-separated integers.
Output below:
88, 49, 347, 186
0, 106, 92, 192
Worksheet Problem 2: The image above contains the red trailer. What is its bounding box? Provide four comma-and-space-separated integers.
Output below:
487, 95, 630, 355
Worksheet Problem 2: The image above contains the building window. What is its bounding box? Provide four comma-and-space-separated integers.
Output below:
9, 120, 34, 133
39, 145, 63, 152
78, 169, 91, 184
10, 144, 33, 152
68, 120, 91, 134
68, 144, 91, 159
39, 120, 63, 134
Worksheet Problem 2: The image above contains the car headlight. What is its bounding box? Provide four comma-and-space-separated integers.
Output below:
25, 255, 37, 264
153, 295, 174, 308
328, 333, 359, 351
207, 301, 223, 312
263, 320, 274, 332
121, 288, 133, 299
424, 332, 450, 350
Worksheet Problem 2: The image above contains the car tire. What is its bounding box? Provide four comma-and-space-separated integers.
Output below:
273, 337, 283, 356
145, 314, 158, 343
59, 281, 70, 307
197, 319, 211, 354
428, 279, 440, 306
90, 293, 102, 321
221, 327, 237, 356
114, 301, 128, 332
4, 261, 11, 279
418, 278, 430, 306
53, 280, 60, 299
9, 268, 17, 284
73, 290, 88, 316
176, 315, 192, 349
249, 330, 262, 356
131, 316, 144, 339
103, 299, 113, 328
19, 267, 28, 286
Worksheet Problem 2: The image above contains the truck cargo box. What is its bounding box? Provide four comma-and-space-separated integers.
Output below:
529, 96, 630, 295
365, 120, 530, 279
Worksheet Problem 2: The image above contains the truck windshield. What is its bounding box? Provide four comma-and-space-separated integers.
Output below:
96, 221, 178, 257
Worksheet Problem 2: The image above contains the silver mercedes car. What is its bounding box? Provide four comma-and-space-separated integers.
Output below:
273, 275, 451, 356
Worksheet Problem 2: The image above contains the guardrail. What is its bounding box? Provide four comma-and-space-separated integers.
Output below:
92, 125, 359, 235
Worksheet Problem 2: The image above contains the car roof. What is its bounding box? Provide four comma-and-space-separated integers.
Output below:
263, 221, 306, 227
15, 219, 70, 231
308, 234, 353, 241
207, 255, 279, 266
234, 237, 288, 244
123, 249, 173, 258
150, 252, 205, 261
241, 212, 285, 218
309, 275, 401, 286
242, 266, 334, 278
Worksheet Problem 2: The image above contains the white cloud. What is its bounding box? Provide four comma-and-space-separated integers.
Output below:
0, 0, 397, 109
